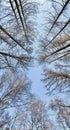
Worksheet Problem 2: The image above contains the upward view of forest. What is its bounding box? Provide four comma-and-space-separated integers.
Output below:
0, 0, 70, 130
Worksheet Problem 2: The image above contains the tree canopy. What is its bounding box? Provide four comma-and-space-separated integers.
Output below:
0, 0, 70, 130
38, 0, 70, 94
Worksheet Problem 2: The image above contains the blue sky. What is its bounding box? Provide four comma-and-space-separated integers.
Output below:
28, 64, 48, 102
27, 0, 52, 103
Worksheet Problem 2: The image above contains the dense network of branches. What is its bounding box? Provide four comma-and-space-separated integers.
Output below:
0, 70, 33, 129
0, 0, 38, 70
0, 1, 38, 129
39, 0, 70, 94
50, 98, 70, 130
0, 0, 70, 130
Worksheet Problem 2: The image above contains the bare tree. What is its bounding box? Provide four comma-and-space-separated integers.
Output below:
0, 1, 39, 129
28, 100, 49, 130
38, 0, 70, 94
0, 71, 32, 129
0, 0, 38, 70
50, 98, 70, 130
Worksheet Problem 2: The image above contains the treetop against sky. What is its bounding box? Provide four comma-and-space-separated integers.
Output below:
0, 0, 70, 129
